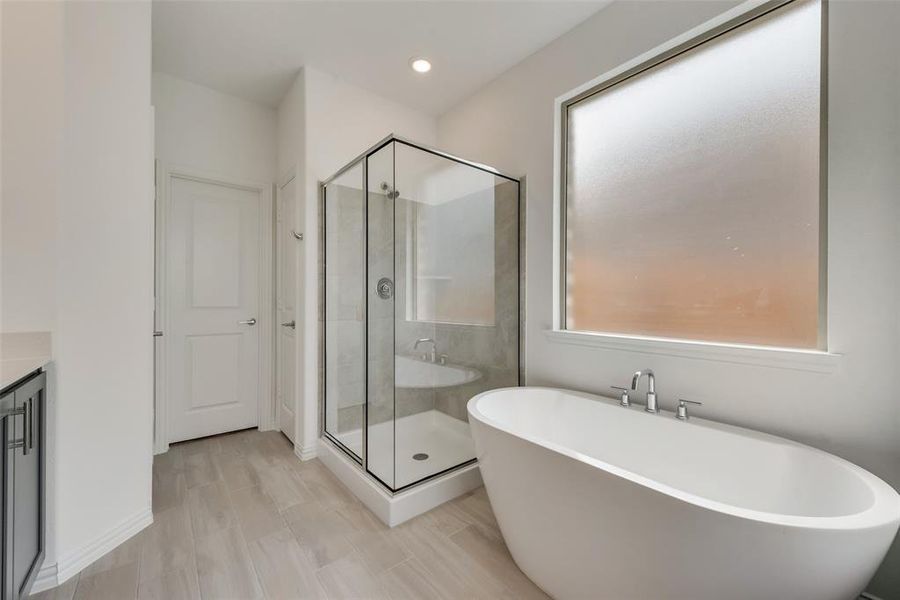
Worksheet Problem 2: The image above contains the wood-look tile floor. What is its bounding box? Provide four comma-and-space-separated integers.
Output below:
31, 429, 549, 600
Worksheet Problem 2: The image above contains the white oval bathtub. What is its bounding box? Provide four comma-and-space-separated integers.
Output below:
468, 387, 900, 600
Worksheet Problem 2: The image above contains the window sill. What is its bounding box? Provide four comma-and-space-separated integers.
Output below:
543, 329, 840, 374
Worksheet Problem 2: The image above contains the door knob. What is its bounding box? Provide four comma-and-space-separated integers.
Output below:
281, 320, 296, 329
239, 318, 257, 326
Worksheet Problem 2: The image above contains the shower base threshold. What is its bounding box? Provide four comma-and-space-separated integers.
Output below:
317, 411, 482, 526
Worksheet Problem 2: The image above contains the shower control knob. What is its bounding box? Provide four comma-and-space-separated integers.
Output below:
376, 277, 394, 300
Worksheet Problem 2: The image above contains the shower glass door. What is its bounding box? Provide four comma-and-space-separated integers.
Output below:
367, 139, 521, 491
323, 160, 366, 463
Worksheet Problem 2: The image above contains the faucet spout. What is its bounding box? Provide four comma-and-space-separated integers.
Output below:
414, 338, 437, 363
631, 369, 658, 413
631, 369, 655, 394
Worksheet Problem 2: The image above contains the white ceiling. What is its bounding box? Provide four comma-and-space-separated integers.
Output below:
152, 1, 609, 116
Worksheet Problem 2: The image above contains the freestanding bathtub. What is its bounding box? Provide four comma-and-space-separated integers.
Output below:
468, 387, 900, 600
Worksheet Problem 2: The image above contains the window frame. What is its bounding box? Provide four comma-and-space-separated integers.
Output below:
551, 0, 833, 367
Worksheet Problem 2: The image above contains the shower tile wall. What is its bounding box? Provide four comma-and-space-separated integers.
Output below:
324, 182, 366, 434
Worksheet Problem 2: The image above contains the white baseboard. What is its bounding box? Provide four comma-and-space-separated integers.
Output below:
53, 507, 153, 585
295, 442, 318, 461
29, 562, 59, 595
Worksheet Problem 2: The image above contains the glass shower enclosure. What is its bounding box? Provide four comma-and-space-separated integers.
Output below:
322, 136, 520, 492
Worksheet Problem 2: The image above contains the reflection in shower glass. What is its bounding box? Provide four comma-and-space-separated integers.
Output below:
408, 158, 496, 326
389, 141, 519, 489
323, 137, 520, 492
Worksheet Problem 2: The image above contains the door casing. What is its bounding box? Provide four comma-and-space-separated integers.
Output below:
275, 171, 299, 443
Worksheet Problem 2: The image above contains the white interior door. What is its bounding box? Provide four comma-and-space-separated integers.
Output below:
276, 176, 298, 442
167, 174, 261, 442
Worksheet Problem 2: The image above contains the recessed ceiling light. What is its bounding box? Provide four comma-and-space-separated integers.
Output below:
410, 58, 432, 74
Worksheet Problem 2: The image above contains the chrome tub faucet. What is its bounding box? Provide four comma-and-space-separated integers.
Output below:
631, 369, 658, 414
414, 338, 437, 363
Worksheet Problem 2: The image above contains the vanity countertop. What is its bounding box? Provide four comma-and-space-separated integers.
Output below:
1, 332, 51, 391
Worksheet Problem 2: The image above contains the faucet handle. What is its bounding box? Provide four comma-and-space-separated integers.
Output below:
610, 386, 631, 407
675, 399, 702, 421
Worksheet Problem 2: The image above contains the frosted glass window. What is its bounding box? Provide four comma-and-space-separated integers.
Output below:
564, 0, 822, 349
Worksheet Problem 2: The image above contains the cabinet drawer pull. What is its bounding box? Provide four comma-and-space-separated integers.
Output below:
22, 398, 30, 455
27, 397, 34, 452
7, 439, 24, 451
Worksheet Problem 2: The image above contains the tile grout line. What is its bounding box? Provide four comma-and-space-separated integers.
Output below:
178, 478, 201, 600
192, 447, 243, 600
183, 454, 203, 600
225, 475, 269, 600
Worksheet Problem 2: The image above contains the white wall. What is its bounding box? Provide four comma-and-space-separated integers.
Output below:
437, 1, 900, 595
0, 1, 63, 332
277, 66, 437, 458
2, 0, 155, 583
276, 72, 305, 184
56, 0, 154, 580
303, 66, 438, 174
152, 72, 277, 184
